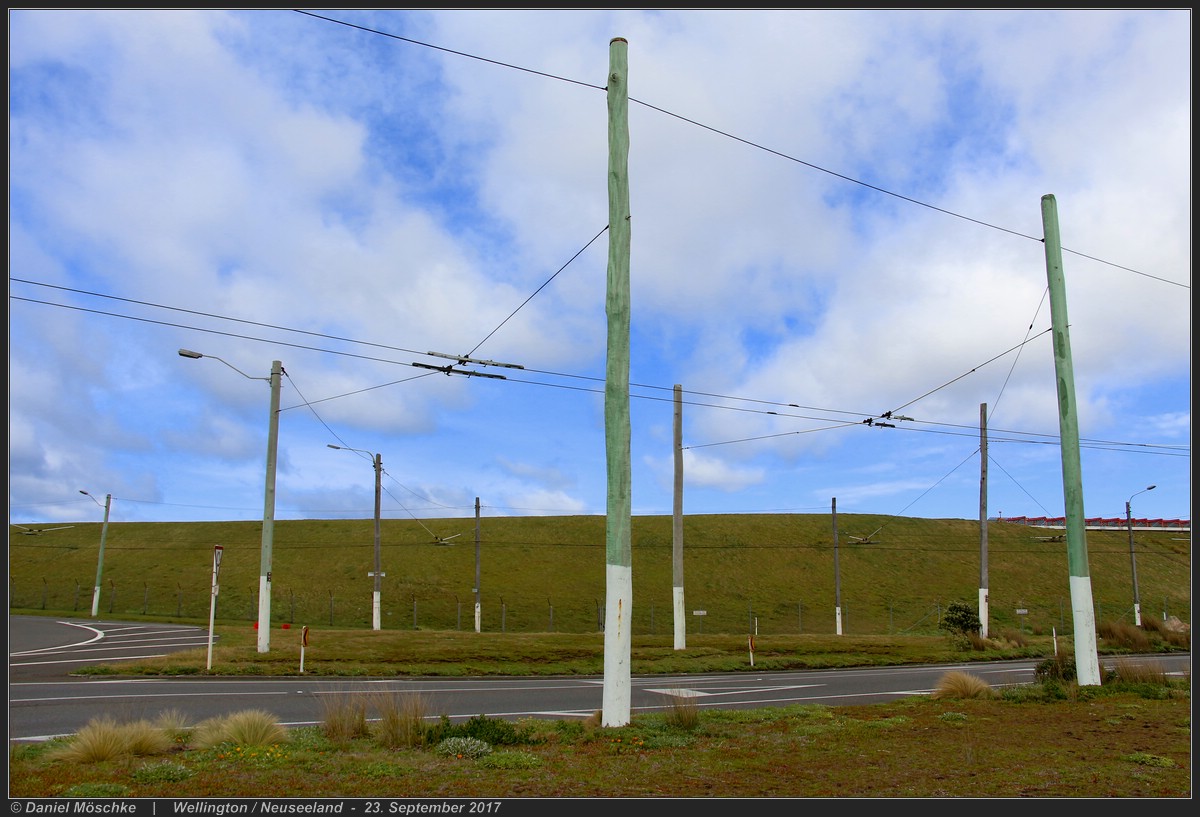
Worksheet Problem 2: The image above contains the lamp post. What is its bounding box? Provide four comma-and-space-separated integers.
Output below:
179, 348, 282, 653
328, 445, 383, 630
1126, 484, 1156, 626
79, 490, 111, 617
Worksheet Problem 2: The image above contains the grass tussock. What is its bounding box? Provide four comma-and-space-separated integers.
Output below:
663, 693, 701, 731
1000, 628, 1029, 647
1107, 657, 1168, 685
46, 717, 130, 764
1098, 620, 1152, 651
931, 671, 994, 700
319, 692, 369, 747
191, 710, 287, 750
45, 716, 174, 763
16, 673, 1191, 798
371, 691, 432, 749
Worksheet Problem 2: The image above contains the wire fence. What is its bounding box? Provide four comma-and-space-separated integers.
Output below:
9, 577, 1189, 638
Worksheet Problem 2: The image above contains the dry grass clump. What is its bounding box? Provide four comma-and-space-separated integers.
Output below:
123, 719, 176, 756
192, 710, 287, 749
320, 692, 370, 747
153, 708, 193, 745
372, 691, 431, 749
1098, 620, 1152, 651
1139, 615, 1190, 649
46, 716, 173, 763
931, 671, 994, 700
999, 628, 1029, 647
663, 693, 701, 731
1107, 657, 1168, 685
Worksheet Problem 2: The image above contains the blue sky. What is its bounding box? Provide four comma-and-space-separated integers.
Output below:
9, 9, 1190, 537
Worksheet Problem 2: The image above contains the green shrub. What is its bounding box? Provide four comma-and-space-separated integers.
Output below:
1035, 652, 1075, 683
446, 714, 522, 746
940, 601, 981, 635
435, 736, 491, 759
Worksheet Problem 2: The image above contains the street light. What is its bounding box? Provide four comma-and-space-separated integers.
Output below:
328, 445, 384, 630
1126, 484, 1156, 626
180, 348, 282, 653
79, 490, 111, 617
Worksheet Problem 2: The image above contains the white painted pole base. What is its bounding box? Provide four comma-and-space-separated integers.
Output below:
673, 585, 686, 650
978, 588, 990, 639
835, 606, 843, 636
257, 575, 271, 653
372, 591, 381, 631
1070, 574, 1101, 686
602, 564, 632, 727
1133, 602, 1142, 627
474, 602, 481, 633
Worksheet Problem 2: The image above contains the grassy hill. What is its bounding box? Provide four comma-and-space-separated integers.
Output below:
8, 513, 1190, 638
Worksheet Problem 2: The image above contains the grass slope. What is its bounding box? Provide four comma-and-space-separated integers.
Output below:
9, 513, 1190, 638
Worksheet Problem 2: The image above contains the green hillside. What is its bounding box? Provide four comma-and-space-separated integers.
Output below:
8, 514, 1190, 637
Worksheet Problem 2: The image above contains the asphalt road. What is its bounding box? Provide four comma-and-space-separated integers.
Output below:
8, 616, 1192, 743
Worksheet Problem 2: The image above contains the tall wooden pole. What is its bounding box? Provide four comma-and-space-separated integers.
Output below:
832, 497, 842, 636
257, 359, 282, 653
371, 452, 382, 631
1041, 193, 1100, 686
602, 36, 633, 727
672, 384, 685, 650
979, 403, 989, 638
474, 496, 481, 633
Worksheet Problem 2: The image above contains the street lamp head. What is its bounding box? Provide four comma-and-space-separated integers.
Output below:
1147, 485, 1157, 491
327, 444, 342, 450
178, 349, 204, 359
79, 490, 89, 496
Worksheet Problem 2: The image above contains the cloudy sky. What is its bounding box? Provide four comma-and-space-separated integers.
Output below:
9, 9, 1190, 537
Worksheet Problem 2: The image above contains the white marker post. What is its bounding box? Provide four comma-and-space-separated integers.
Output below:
206, 546, 223, 671
748, 635, 755, 667
300, 625, 309, 674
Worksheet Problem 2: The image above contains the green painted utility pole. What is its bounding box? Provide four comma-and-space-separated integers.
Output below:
979, 402, 989, 638
1040, 193, 1100, 685
602, 36, 632, 727
673, 383, 685, 650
